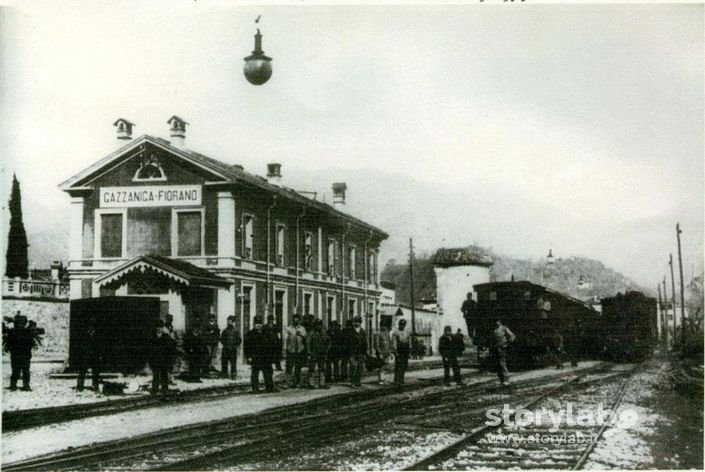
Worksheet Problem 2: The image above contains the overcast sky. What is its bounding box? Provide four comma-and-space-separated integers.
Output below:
1, 1, 703, 288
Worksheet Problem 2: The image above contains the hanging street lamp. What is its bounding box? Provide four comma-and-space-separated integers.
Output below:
243, 19, 272, 86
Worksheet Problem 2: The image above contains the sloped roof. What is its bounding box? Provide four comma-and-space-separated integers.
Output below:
59, 135, 388, 238
432, 246, 493, 268
93, 255, 232, 289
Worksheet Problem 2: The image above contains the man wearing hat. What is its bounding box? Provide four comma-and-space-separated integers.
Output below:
348, 316, 368, 387
149, 319, 177, 394
203, 314, 220, 374
243, 315, 277, 393
285, 314, 307, 388
392, 319, 411, 386
220, 316, 241, 379
263, 315, 283, 371
5, 312, 35, 391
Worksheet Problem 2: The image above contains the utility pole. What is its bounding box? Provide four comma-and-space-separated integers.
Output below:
676, 223, 686, 325
669, 254, 677, 344
409, 238, 417, 340
663, 277, 669, 348
658, 284, 666, 346
656, 284, 663, 342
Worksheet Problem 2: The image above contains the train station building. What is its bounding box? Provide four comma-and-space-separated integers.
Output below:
59, 117, 388, 341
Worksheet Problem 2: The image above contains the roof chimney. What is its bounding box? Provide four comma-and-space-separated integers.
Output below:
113, 118, 135, 142
332, 182, 347, 206
267, 163, 282, 185
167, 115, 188, 149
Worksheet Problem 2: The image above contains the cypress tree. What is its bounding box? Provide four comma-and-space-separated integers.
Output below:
5, 174, 29, 278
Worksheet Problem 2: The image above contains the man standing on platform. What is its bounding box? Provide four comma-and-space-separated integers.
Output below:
264, 315, 283, 371
220, 316, 241, 379
244, 315, 277, 393
439, 325, 463, 386
202, 314, 220, 374
5, 313, 35, 391
285, 314, 307, 388
392, 319, 411, 386
348, 316, 367, 387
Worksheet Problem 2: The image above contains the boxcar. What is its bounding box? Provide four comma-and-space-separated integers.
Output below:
600, 291, 657, 361
69, 296, 161, 372
470, 281, 601, 369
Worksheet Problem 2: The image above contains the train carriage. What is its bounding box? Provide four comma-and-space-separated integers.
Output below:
600, 291, 657, 361
470, 281, 601, 369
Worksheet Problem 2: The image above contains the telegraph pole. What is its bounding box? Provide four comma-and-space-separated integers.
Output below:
663, 277, 669, 348
676, 223, 686, 324
409, 238, 417, 339
669, 254, 677, 344
658, 284, 666, 346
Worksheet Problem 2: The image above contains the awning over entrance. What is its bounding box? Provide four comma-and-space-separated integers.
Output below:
94, 255, 232, 290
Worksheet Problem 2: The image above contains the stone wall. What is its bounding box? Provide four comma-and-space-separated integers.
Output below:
2, 298, 69, 360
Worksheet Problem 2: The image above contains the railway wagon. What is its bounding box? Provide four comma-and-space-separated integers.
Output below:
600, 291, 657, 361
68, 296, 161, 372
470, 281, 601, 369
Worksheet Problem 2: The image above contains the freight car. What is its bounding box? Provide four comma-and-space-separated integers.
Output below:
469, 281, 603, 369
600, 291, 657, 361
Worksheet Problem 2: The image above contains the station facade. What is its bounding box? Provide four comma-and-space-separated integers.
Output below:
60, 117, 388, 346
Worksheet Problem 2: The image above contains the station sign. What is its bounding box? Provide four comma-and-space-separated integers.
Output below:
100, 185, 202, 208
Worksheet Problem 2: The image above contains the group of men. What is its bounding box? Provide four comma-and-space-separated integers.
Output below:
5, 292, 524, 394
242, 314, 416, 393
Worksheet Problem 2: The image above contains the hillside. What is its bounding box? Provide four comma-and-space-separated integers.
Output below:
381, 247, 649, 305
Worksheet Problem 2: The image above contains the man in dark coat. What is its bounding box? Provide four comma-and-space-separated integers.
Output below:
461, 292, 478, 341
220, 316, 241, 379
339, 319, 354, 381
348, 316, 368, 387
439, 325, 462, 386
202, 314, 220, 373
5, 313, 35, 391
325, 320, 343, 383
244, 316, 277, 393
264, 315, 283, 371
306, 319, 330, 389
183, 325, 209, 381
150, 320, 177, 394
76, 320, 102, 392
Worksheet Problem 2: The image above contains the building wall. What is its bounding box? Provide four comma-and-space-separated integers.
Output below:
434, 265, 490, 335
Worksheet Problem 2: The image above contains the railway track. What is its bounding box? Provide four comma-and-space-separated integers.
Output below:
2, 363, 608, 471
405, 363, 641, 470
213, 364, 636, 471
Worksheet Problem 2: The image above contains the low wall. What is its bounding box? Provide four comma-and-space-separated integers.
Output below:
2, 298, 69, 360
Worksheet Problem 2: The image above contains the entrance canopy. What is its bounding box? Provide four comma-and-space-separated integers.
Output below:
94, 255, 231, 290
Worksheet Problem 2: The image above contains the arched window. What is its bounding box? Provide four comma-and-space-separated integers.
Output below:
133, 155, 166, 181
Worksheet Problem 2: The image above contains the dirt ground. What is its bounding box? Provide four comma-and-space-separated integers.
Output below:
586, 354, 703, 469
